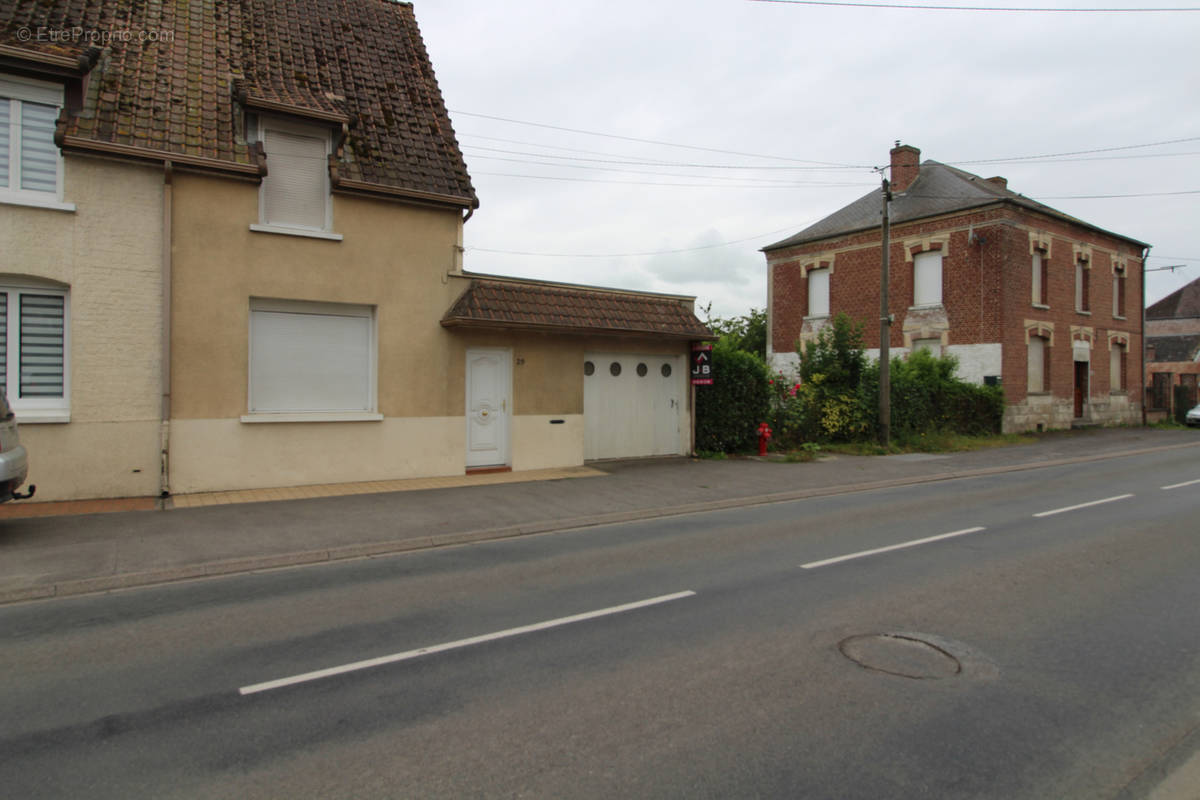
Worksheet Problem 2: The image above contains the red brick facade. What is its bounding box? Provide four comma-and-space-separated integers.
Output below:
766, 147, 1146, 432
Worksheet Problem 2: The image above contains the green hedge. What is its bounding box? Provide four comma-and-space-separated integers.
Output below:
694, 341, 771, 453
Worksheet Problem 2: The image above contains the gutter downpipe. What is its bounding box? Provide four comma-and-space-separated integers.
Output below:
1141, 244, 1151, 427
160, 160, 173, 498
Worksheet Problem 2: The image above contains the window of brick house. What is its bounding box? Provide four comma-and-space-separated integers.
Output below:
1109, 342, 1127, 392
1075, 260, 1090, 313
807, 268, 830, 317
912, 337, 941, 357
1032, 251, 1049, 307
1149, 372, 1171, 410
913, 251, 942, 307
1027, 335, 1050, 393
1112, 267, 1126, 318
1181, 374, 1198, 408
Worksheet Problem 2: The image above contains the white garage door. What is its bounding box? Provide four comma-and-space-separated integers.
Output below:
584, 353, 685, 460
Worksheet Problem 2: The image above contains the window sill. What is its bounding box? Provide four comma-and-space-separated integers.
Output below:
14, 410, 70, 424
0, 193, 76, 213
241, 411, 383, 423
1026, 391, 1051, 397
1033, 303, 1050, 310
249, 223, 343, 242
908, 303, 945, 311
1113, 315, 1127, 321
1075, 310, 1092, 316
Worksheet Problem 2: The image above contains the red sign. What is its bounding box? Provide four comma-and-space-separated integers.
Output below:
691, 343, 714, 385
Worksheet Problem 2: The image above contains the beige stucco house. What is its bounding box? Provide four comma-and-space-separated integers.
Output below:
1, 0, 708, 502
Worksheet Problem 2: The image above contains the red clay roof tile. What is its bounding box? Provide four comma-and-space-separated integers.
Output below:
443, 279, 713, 340
1, 0, 476, 206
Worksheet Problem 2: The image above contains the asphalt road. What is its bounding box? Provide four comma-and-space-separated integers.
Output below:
1, 446, 1198, 798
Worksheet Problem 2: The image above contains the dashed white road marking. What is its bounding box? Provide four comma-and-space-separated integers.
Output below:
800, 527, 986, 570
1033, 493, 1134, 518
1162, 478, 1200, 490
239, 590, 696, 695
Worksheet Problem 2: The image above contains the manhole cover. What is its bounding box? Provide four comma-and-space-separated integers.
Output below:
839, 633, 962, 679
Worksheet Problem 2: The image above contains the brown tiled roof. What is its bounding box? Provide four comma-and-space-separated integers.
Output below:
1147, 277, 1200, 320
0, 0, 477, 207
442, 278, 713, 340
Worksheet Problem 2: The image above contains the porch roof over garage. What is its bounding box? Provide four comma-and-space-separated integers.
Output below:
441, 274, 713, 340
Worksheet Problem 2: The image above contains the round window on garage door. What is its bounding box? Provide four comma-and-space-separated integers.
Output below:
637, 362, 648, 377
584, 360, 595, 376
661, 363, 672, 377
610, 361, 622, 376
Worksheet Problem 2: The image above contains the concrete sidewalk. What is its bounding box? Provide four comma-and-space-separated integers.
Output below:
1, 427, 1197, 605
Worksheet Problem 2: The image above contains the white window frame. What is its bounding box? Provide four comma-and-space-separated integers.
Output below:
243, 298, 380, 423
0, 75, 74, 212
913, 251, 943, 308
0, 279, 70, 423
249, 117, 342, 241
807, 267, 830, 317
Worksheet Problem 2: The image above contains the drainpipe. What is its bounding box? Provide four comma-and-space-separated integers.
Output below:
160, 160, 173, 497
1141, 244, 1151, 427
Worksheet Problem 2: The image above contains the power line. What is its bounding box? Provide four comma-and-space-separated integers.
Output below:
470, 170, 871, 189
449, 109, 865, 167
461, 144, 862, 171
749, 0, 1200, 11
462, 152, 869, 184
468, 225, 808, 259
946, 136, 1200, 166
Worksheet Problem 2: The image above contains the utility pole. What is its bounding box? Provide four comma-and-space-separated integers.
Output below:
879, 175, 892, 447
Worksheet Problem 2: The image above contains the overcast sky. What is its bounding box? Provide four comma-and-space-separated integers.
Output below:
415, 0, 1200, 321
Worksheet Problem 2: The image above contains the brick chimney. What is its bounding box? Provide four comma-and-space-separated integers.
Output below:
890, 143, 920, 193
986, 176, 1008, 190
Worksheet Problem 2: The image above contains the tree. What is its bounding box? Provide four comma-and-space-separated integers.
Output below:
702, 306, 767, 359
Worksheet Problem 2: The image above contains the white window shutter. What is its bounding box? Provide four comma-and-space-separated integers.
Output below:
914, 252, 942, 306
250, 305, 372, 413
263, 129, 327, 229
808, 268, 830, 316
19, 101, 58, 193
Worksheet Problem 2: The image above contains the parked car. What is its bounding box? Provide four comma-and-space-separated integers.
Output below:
0, 391, 34, 502
1187, 403, 1200, 427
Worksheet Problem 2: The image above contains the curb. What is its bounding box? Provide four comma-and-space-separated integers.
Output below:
3, 440, 1197, 606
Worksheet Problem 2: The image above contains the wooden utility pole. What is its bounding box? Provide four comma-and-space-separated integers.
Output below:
879, 176, 892, 447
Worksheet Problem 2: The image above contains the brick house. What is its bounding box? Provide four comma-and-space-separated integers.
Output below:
764, 144, 1148, 433
1144, 277, 1200, 421
0, 0, 708, 501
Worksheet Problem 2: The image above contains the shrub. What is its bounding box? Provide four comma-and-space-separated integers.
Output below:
694, 340, 771, 453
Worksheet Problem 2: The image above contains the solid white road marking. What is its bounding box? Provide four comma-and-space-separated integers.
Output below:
1032, 493, 1134, 518
800, 527, 986, 569
1162, 478, 1200, 490
239, 590, 697, 695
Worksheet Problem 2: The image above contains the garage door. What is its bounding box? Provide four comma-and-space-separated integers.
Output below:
584, 353, 685, 460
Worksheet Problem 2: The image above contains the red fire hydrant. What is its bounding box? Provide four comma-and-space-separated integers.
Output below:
757, 422, 773, 456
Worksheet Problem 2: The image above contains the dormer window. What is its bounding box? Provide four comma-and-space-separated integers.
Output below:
0, 75, 73, 211
249, 117, 342, 241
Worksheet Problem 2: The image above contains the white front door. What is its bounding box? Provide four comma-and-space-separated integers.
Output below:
466, 349, 511, 468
